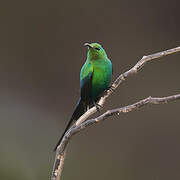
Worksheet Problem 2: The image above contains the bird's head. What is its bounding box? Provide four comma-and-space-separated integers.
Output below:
84, 42, 107, 60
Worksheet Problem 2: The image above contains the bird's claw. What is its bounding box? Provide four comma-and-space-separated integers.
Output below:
93, 102, 102, 112
105, 85, 115, 93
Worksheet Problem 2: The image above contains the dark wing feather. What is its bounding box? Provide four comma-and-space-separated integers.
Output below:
80, 71, 93, 104
53, 99, 86, 151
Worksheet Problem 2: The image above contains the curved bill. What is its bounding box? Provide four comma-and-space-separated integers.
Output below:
84, 43, 93, 48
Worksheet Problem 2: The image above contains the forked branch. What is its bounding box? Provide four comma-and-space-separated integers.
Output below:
51, 46, 180, 180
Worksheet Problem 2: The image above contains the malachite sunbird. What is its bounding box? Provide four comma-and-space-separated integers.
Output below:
54, 42, 112, 151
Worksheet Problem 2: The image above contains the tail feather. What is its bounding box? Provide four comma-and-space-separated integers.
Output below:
54, 99, 86, 151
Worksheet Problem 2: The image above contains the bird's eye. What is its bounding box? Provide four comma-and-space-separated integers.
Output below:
95, 47, 100, 51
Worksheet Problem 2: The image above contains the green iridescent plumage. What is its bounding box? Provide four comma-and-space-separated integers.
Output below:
81, 43, 112, 101
54, 43, 112, 151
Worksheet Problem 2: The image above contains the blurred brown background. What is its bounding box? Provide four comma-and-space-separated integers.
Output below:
0, 0, 180, 179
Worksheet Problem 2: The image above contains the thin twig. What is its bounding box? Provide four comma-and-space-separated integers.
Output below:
51, 46, 180, 180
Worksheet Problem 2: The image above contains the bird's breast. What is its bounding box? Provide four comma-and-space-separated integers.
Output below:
91, 60, 112, 99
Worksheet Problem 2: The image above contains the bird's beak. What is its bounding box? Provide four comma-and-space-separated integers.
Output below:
84, 43, 93, 48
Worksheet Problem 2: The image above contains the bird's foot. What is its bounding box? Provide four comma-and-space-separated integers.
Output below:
107, 85, 115, 92
93, 102, 102, 112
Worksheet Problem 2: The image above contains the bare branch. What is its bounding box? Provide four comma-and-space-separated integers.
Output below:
51, 46, 180, 180
57, 94, 180, 158
51, 151, 66, 180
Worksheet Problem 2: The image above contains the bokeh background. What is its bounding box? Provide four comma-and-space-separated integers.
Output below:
0, 0, 180, 179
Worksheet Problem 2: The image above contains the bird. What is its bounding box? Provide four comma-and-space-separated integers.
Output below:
54, 42, 112, 151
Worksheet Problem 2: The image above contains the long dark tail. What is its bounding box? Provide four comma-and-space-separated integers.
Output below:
54, 99, 86, 151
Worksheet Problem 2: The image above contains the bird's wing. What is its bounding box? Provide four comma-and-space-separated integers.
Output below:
80, 70, 93, 102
